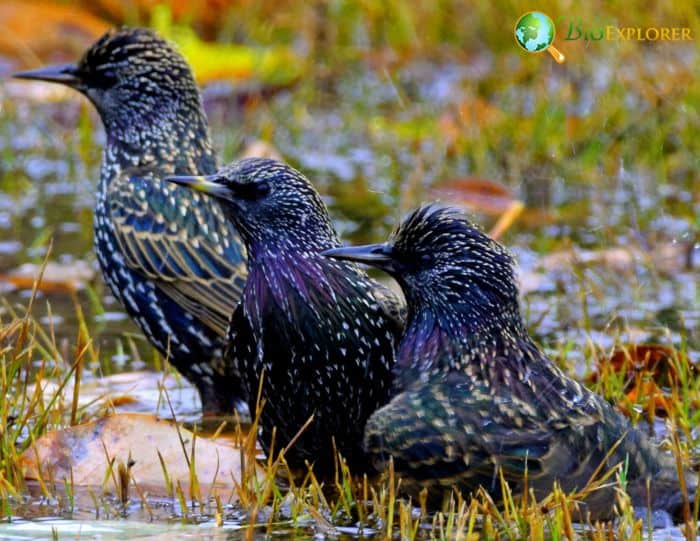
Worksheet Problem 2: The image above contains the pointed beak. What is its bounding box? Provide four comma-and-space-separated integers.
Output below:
322, 243, 396, 271
13, 63, 82, 87
164, 174, 232, 200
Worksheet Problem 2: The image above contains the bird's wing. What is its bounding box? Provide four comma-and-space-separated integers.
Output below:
364, 370, 621, 498
107, 170, 247, 336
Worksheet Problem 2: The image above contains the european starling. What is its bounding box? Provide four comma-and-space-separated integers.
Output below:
14, 28, 247, 414
324, 204, 695, 520
166, 158, 401, 475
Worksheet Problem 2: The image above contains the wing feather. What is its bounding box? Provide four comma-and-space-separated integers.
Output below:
108, 170, 246, 337
365, 370, 621, 499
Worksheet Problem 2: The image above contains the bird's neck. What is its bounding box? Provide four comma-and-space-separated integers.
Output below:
101, 98, 216, 179
241, 220, 340, 263
399, 289, 593, 420
397, 296, 527, 376
241, 243, 342, 330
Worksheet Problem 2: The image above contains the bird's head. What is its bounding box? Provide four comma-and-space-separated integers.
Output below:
166, 158, 338, 254
14, 27, 202, 133
324, 204, 521, 331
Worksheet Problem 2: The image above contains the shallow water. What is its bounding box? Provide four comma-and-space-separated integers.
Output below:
1, 60, 696, 374
0, 44, 698, 538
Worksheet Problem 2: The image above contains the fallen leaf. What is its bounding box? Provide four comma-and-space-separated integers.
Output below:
430, 177, 519, 216
595, 344, 694, 385
21, 413, 263, 499
589, 344, 697, 417
0, 261, 95, 294
625, 379, 673, 415
430, 177, 524, 238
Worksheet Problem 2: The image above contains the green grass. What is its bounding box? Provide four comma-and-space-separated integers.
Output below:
0, 0, 698, 538
0, 283, 698, 538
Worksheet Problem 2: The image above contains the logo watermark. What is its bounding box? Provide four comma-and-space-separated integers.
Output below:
515, 12, 693, 61
563, 20, 692, 42
514, 11, 565, 63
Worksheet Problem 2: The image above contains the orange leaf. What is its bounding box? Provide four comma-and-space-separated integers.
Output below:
605, 344, 692, 383
430, 177, 520, 217
0, 261, 95, 294
0, 2, 108, 65
624, 379, 669, 412
594, 344, 696, 419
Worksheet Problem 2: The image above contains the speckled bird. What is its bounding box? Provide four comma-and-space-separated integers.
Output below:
14, 28, 247, 414
166, 158, 401, 475
324, 204, 694, 520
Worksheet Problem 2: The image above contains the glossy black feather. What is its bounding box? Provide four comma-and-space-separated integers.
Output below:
329, 204, 694, 519
23, 28, 248, 413
179, 158, 401, 475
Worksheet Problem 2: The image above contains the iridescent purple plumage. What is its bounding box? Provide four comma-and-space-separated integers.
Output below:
167, 158, 403, 476
325, 204, 695, 519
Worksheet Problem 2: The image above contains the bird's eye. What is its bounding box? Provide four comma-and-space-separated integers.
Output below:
254, 181, 271, 198
234, 180, 270, 201
91, 67, 118, 88
420, 253, 432, 265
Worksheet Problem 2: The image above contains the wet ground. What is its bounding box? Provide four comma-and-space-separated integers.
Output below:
0, 43, 698, 539
1, 53, 697, 374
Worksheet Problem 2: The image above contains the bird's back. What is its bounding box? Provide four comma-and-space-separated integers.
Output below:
365, 338, 681, 519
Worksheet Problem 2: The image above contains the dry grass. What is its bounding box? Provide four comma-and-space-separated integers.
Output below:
0, 1, 697, 537
0, 273, 698, 538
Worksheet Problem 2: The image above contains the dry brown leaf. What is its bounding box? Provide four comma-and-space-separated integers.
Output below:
592, 344, 694, 384
430, 177, 519, 217
589, 344, 697, 418
624, 379, 673, 415
21, 413, 262, 499
430, 177, 524, 238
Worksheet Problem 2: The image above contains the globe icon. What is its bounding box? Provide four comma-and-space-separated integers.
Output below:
514, 12, 555, 53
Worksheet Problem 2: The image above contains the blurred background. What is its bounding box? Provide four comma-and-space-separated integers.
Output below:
0, 1, 697, 412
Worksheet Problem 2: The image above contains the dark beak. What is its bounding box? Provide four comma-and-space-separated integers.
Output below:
322, 243, 396, 271
164, 174, 232, 200
13, 63, 82, 87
